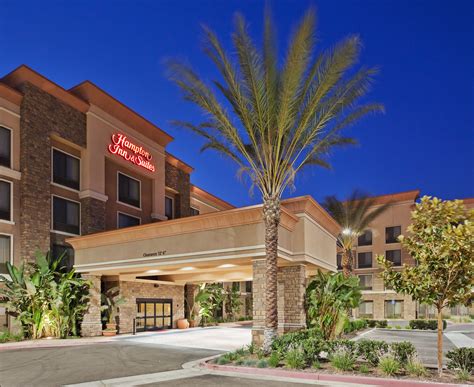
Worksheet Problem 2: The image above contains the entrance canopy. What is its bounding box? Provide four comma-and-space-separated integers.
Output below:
68, 196, 340, 284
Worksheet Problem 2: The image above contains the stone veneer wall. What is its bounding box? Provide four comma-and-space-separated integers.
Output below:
277, 265, 307, 334
252, 259, 266, 346
80, 274, 103, 337
19, 83, 87, 260
117, 281, 185, 333
81, 197, 107, 235
165, 162, 190, 218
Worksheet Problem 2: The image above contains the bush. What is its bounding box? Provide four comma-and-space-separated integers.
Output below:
271, 328, 322, 355
217, 357, 230, 365
446, 347, 474, 374
285, 348, 306, 369
456, 369, 470, 382
406, 357, 427, 377
268, 352, 280, 368
256, 359, 268, 368
311, 360, 321, 369
357, 339, 389, 366
358, 364, 370, 374
343, 319, 368, 334
330, 347, 356, 371
375, 320, 388, 328
0, 332, 23, 343
235, 358, 244, 366
390, 341, 416, 364
243, 359, 257, 367
247, 343, 255, 355
327, 339, 357, 357
378, 354, 400, 376
408, 319, 447, 330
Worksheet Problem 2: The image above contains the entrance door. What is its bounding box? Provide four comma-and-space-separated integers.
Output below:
136, 298, 172, 332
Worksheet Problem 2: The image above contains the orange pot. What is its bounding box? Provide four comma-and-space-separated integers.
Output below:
177, 318, 189, 329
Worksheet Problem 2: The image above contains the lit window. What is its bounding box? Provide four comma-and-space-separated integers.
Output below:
386, 249, 402, 266
358, 274, 373, 290
0, 180, 11, 222
52, 196, 80, 235
118, 212, 140, 229
358, 301, 373, 318
165, 196, 174, 219
358, 230, 372, 246
0, 234, 12, 274
52, 149, 80, 190
386, 226, 401, 244
357, 252, 372, 268
385, 300, 404, 319
0, 127, 11, 168
118, 173, 140, 208
190, 207, 200, 216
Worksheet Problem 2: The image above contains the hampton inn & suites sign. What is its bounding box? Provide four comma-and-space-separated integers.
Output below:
108, 133, 156, 172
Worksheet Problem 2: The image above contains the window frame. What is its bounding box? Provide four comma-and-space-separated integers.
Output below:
386, 249, 402, 266
0, 232, 13, 274
117, 171, 142, 210
0, 125, 12, 169
357, 229, 372, 246
51, 147, 81, 192
0, 178, 13, 224
51, 194, 81, 236
165, 195, 174, 220
357, 251, 373, 269
117, 211, 141, 229
385, 225, 401, 244
358, 300, 374, 318
384, 300, 404, 319
358, 274, 373, 290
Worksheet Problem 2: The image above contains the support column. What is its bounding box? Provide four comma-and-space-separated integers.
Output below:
185, 284, 200, 322
80, 274, 102, 337
252, 259, 266, 346
277, 264, 307, 334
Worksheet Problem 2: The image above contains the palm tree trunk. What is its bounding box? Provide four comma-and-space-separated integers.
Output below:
341, 249, 352, 278
262, 197, 280, 352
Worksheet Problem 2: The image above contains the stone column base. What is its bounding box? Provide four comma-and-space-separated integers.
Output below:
80, 321, 103, 337
252, 327, 264, 347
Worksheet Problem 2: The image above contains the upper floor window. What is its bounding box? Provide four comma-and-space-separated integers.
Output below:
52, 196, 80, 235
336, 253, 343, 270
0, 127, 11, 168
357, 252, 372, 268
0, 234, 12, 274
386, 226, 401, 244
386, 249, 402, 266
165, 196, 174, 219
358, 230, 372, 246
117, 212, 140, 229
190, 207, 200, 216
0, 180, 11, 222
52, 149, 80, 190
118, 172, 140, 208
358, 274, 373, 290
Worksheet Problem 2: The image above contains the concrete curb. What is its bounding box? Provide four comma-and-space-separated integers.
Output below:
0, 337, 117, 351
202, 362, 466, 387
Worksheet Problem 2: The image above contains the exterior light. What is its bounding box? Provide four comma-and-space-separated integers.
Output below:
146, 269, 161, 274
342, 228, 352, 235
180, 266, 195, 271
218, 264, 236, 268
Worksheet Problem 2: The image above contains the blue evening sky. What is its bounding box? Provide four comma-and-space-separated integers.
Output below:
1, 0, 472, 207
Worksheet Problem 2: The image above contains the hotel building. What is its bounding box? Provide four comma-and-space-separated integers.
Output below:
0, 65, 340, 344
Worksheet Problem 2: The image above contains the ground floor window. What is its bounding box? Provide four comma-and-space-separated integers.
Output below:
0, 234, 12, 274
358, 301, 374, 318
418, 303, 436, 319
385, 300, 404, 319
136, 298, 172, 331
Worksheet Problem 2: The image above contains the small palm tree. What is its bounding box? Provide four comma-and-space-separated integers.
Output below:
323, 191, 390, 277
167, 8, 383, 350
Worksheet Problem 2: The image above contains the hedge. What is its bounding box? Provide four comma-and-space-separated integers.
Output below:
408, 319, 447, 330
366, 319, 388, 328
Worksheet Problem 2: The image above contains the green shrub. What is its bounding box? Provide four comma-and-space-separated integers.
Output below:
446, 347, 474, 374
375, 320, 388, 328
0, 332, 23, 343
378, 355, 400, 376
406, 357, 427, 377
456, 369, 470, 382
217, 357, 230, 365
358, 364, 370, 374
327, 339, 357, 357
311, 360, 321, 369
243, 359, 257, 367
330, 347, 356, 371
343, 319, 368, 334
247, 343, 255, 355
256, 348, 265, 359
271, 328, 322, 354
256, 359, 268, 368
235, 358, 244, 366
285, 348, 306, 369
235, 347, 246, 356
268, 352, 280, 368
408, 319, 447, 330
356, 339, 389, 366
394, 325, 402, 329
390, 341, 416, 364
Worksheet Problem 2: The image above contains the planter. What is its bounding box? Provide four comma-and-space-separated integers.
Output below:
177, 318, 190, 329
189, 320, 198, 328
102, 330, 117, 336
106, 323, 117, 330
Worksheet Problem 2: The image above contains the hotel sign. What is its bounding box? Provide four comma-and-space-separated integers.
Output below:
108, 133, 156, 172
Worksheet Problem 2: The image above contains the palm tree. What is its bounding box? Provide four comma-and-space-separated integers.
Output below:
323, 191, 390, 277
167, 8, 383, 351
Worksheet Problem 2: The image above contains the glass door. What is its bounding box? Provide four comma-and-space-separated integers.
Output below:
136, 299, 173, 332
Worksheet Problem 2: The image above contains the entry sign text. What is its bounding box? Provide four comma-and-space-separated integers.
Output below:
108, 133, 156, 172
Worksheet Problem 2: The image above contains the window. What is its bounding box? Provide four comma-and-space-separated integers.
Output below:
118, 172, 140, 208
358, 230, 372, 246
245, 281, 252, 293
52, 149, 80, 190
117, 212, 140, 229
357, 252, 372, 268
52, 196, 80, 235
358, 274, 373, 290
190, 207, 200, 216
385, 300, 404, 319
386, 249, 402, 266
52, 244, 74, 271
0, 180, 11, 222
386, 226, 401, 244
0, 234, 12, 274
165, 196, 174, 219
336, 253, 343, 270
358, 301, 373, 318
0, 127, 11, 168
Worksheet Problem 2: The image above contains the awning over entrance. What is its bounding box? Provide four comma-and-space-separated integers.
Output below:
68, 196, 340, 284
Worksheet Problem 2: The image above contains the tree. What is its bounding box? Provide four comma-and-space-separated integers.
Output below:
195, 283, 224, 326
225, 284, 243, 320
305, 271, 362, 339
324, 191, 390, 277
377, 196, 474, 375
167, 8, 382, 350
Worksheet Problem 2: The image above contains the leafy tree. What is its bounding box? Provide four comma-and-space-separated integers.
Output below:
305, 271, 362, 339
323, 191, 389, 277
377, 196, 474, 375
225, 284, 243, 320
195, 283, 224, 326
100, 286, 126, 328
167, 7, 382, 350
0, 252, 90, 339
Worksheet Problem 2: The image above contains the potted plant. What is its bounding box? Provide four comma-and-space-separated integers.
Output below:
100, 287, 126, 336
177, 318, 189, 329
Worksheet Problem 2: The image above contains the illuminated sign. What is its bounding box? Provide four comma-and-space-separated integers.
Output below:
108, 133, 155, 172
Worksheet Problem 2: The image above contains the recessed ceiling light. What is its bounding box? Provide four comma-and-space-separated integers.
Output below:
218, 264, 236, 268
146, 269, 161, 274
180, 266, 195, 271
